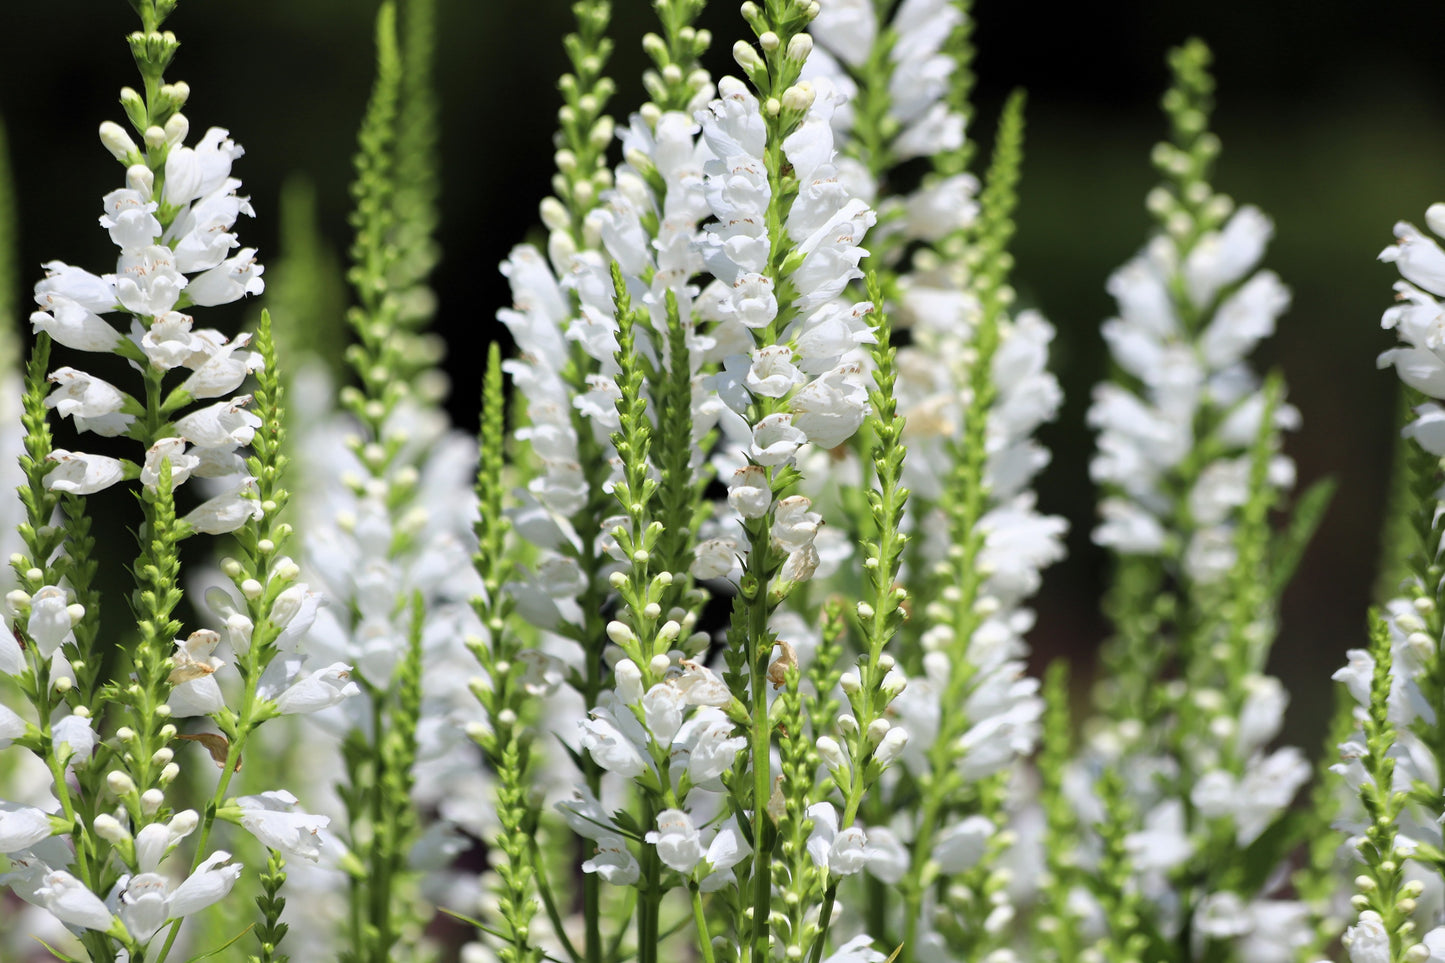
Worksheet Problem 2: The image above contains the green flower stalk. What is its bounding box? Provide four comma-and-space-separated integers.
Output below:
288, 1, 483, 959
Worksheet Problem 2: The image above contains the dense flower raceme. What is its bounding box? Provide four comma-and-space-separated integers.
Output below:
1089, 209, 1296, 577
1378, 204, 1445, 445
1075, 65, 1315, 953
31, 125, 265, 524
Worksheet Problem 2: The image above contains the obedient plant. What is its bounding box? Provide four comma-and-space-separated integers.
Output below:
1, 1, 1440, 962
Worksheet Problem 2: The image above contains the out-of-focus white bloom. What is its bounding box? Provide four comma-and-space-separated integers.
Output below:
806, 802, 868, 878
1341, 910, 1391, 963
0, 805, 54, 854
581, 835, 640, 886
821, 936, 888, 963
51, 713, 95, 767
235, 790, 330, 861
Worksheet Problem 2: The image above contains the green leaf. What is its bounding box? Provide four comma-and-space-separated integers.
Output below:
1269, 475, 1337, 596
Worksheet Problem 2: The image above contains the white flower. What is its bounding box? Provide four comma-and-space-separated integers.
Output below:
178, 331, 262, 399
580, 706, 651, 779
790, 363, 870, 449
772, 495, 821, 553
691, 537, 740, 580
1341, 910, 1390, 963
0, 703, 27, 748
45, 449, 126, 494
727, 465, 772, 519
164, 128, 245, 207
119, 873, 171, 942
184, 247, 264, 306
932, 815, 994, 873
27, 585, 77, 657
699, 823, 750, 892
166, 850, 242, 917
36, 870, 115, 931
0, 804, 54, 854
646, 809, 705, 874
235, 790, 329, 861
272, 662, 360, 714
45, 367, 132, 436
114, 244, 187, 316
678, 708, 746, 786
30, 306, 121, 353
184, 475, 263, 534
174, 395, 259, 448
100, 186, 161, 249
806, 802, 867, 878
581, 834, 640, 886
747, 345, 805, 398
138, 312, 199, 369
51, 713, 95, 767
141, 437, 199, 490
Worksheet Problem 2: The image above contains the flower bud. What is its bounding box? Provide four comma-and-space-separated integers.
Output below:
607, 621, 636, 646
781, 83, 815, 113
108, 771, 136, 795
141, 788, 165, 814
874, 727, 909, 767
99, 121, 139, 161
93, 813, 128, 843
733, 40, 762, 71
816, 736, 847, 770
786, 33, 812, 61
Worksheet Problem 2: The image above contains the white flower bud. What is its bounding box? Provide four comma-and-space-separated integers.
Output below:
92, 814, 127, 843
649, 653, 672, 675
839, 671, 860, 694
733, 40, 762, 71
607, 621, 636, 646
816, 736, 847, 771
781, 83, 815, 113
874, 727, 909, 767
164, 112, 189, 146
99, 121, 138, 161
158, 762, 180, 784
141, 788, 165, 814
836, 714, 859, 736
786, 33, 812, 61
108, 771, 136, 795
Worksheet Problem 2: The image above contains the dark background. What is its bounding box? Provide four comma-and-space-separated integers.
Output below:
4, 0, 1443, 748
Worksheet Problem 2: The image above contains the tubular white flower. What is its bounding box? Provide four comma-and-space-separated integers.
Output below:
45, 449, 126, 495
166, 850, 242, 917
234, 790, 329, 861
0, 805, 54, 854
271, 662, 360, 715
645, 809, 705, 874
183, 476, 263, 534
35, 870, 115, 932
173, 395, 259, 448
805, 802, 868, 878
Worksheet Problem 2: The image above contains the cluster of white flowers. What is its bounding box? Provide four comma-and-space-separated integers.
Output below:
33, 122, 267, 530
1378, 205, 1445, 449
1090, 203, 1295, 579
